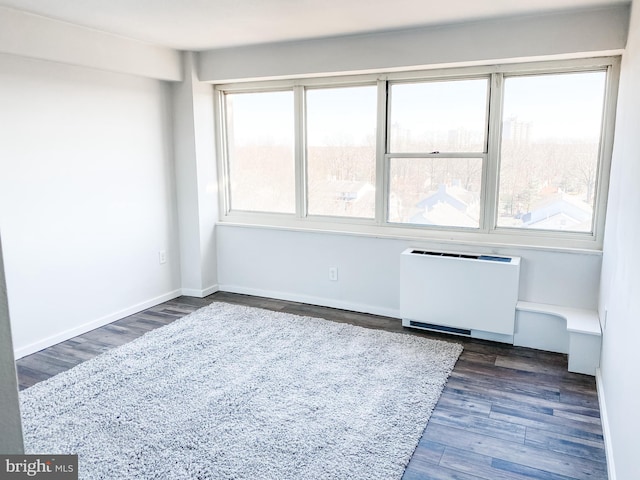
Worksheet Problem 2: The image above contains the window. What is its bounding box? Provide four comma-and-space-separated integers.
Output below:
306, 85, 377, 218
497, 72, 606, 232
388, 157, 483, 227
389, 79, 488, 153
224, 90, 295, 213
388, 78, 488, 228
216, 58, 618, 249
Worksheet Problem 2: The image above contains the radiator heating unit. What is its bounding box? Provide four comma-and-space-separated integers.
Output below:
400, 248, 521, 337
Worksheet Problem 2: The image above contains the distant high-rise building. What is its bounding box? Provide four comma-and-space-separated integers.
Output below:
502, 116, 532, 144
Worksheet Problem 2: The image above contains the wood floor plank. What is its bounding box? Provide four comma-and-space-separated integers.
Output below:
421, 423, 607, 480
432, 392, 493, 417
403, 439, 445, 468
429, 409, 527, 444
490, 404, 605, 441
495, 354, 571, 376
457, 350, 497, 366
559, 388, 600, 410
490, 458, 578, 480
453, 358, 573, 391
524, 427, 608, 463
403, 462, 485, 480
444, 379, 557, 416
449, 371, 562, 405
16, 292, 608, 479
438, 447, 559, 480
554, 408, 603, 425
16, 364, 49, 389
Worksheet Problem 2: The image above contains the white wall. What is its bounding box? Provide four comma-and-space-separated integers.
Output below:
0, 7, 181, 81
217, 225, 602, 318
598, 1, 640, 479
0, 53, 181, 357
172, 52, 219, 297
198, 5, 628, 82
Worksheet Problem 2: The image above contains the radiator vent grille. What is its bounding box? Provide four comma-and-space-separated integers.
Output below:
409, 249, 512, 263
408, 321, 471, 336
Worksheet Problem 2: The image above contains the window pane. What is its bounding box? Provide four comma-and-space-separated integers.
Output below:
388, 157, 482, 228
389, 79, 488, 153
226, 91, 295, 213
497, 72, 606, 232
306, 86, 377, 218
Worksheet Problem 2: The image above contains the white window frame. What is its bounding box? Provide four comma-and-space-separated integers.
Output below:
385, 74, 491, 230
214, 57, 620, 251
304, 82, 379, 221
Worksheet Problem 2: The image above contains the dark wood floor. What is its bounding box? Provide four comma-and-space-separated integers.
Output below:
16, 292, 608, 480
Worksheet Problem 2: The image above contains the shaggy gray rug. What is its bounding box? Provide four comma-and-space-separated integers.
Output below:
20, 302, 462, 479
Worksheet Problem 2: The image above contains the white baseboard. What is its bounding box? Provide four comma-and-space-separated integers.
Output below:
217, 284, 401, 319
181, 284, 219, 298
596, 368, 616, 480
14, 289, 183, 359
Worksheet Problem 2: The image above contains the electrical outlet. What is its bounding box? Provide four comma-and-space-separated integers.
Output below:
328, 266, 338, 281
159, 250, 167, 264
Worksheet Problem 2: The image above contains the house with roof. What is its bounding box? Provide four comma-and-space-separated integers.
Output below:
410, 184, 479, 227
522, 189, 593, 231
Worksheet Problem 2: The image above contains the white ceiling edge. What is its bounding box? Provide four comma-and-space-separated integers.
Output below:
0, 0, 631, 51
195, 2, 633, 53
198, 5, 630, 83
0, 3, 630, 82
202, 52, 624, 86
0, 6, 182, 81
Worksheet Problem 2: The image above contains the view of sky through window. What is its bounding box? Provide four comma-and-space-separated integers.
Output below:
497, 71, 606, 232
221, 65, 612, 241
306, 85, 377, 218
390, 79, 489, 153
225, 90, 295, 213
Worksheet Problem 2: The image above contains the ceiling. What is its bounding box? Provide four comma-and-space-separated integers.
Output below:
0, 0, 630, 51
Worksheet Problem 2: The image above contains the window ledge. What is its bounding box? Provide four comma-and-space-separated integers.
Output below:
215, 216, 603, 255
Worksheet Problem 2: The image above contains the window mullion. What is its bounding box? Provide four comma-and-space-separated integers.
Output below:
592, 62, 619, 242
215, 89, 232, 216
294, 85, 306, 219
376, 79, 388, 225
483, 72, 504, 233
388, 152, 485, 158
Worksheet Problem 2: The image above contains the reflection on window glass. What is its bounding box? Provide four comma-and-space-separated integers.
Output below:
390, 79, 488, 153
388, 157, 483, 228
497, 72, 606, 232
306, 85, 377, 218
226, 91, 295, 213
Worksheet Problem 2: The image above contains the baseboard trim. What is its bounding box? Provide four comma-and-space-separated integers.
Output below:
217, 284, 400, 319
14, 289, 183, 359
181, 284, 219, 298
596, 368, 616, 480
